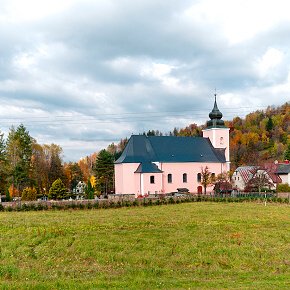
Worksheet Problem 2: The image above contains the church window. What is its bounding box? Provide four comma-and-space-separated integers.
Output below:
197, 173, 201, 182
183, 173, 187, 183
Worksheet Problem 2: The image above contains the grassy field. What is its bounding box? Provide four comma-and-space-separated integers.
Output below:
0, 202, 289, 289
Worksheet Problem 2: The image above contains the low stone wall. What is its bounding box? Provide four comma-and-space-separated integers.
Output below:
277, 192, 290, 198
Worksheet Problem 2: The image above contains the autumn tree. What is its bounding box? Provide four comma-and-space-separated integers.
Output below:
64, 162, 83, 191
47, 144, 64, 186
214, 171, 233, 194
31, 143, 49, 195
245, 169, 274, 193
78, 153, 96, 182
200, 166, 214, 194
21, 187, 37, 201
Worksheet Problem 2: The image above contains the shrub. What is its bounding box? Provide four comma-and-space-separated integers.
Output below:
21, 187, 37, 201
277, 183, 290, 192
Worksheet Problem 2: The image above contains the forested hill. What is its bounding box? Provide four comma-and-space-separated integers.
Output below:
109, 102, 290, 170
227, 102, 289, 168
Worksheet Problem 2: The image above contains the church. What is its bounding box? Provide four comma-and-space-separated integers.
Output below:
114, 96, 230, 196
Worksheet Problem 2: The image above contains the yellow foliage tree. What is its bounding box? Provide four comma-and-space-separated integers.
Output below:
90, 175, 97, 188
21, 187, 37, 201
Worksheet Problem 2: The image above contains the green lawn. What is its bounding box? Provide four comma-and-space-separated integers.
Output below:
0, 203, 289, 289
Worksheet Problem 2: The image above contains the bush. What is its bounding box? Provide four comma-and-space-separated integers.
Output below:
277, 183, 290, 192
21, 187, 37, 201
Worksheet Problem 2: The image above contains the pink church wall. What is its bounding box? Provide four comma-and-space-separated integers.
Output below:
160, 162, 226, 194
115, 163, 140, 194
114, 164, 123, 194
115, 161, 228, 196
141, 173, 162, 195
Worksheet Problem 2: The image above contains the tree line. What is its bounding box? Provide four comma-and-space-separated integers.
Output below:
0, 125, 126, 201
0, 102, 288, 201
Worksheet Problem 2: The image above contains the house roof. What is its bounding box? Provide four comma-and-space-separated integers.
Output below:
115, 135, 226, 164
235, 166, 259, 184
276, 163, 290, 174
134, 162, 163, 173
235, 165, 282, 184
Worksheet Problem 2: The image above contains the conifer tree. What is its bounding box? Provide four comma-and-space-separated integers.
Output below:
48, 178, 67, 200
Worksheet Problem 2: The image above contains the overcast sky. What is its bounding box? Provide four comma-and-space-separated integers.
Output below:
0, 0, 289, 161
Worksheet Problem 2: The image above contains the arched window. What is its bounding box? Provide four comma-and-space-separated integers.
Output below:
150, 176, 155, 184
168, 174, 172, 183
197, 173, 201, 183
183, 173, 187, 183
211, 173, 215, 180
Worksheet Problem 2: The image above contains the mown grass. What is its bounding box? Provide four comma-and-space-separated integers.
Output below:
0, 202, 289, 289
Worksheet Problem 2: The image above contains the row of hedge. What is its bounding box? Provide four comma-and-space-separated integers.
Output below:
0, 195, 289, 212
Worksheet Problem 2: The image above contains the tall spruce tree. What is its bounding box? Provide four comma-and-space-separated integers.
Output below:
6, 125, 33, 191
0, 131, 7, 194
85, 179, 94, 199
94, 149, 114, 194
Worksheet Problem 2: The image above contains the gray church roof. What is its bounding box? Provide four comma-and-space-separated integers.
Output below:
134, 162, 163, 173
115, 135, 226, 164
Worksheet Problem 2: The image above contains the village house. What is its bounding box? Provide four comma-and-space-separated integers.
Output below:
276, 161, 290, 185
232, 166, 280, 191
114, 96, 230, 196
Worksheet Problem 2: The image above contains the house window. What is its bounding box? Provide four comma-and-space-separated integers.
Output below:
183, 173, 187, 183
150, 176, 155, 184
197, 173, 201, 183
211, 173, 215, 180
168, 174, 172, 183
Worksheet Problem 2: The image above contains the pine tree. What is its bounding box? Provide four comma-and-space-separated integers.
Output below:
94, 149, 114, 194
86, 179, 94, 199
0, 131, 7, 194
6, 124, 33, 192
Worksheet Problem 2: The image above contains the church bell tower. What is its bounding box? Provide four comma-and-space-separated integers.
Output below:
202, 94, 230, 171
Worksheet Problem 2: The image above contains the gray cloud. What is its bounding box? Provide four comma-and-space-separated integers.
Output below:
0, 0, 289, 161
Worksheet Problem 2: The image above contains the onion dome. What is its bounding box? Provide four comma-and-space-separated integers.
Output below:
206, 94, 226, 128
